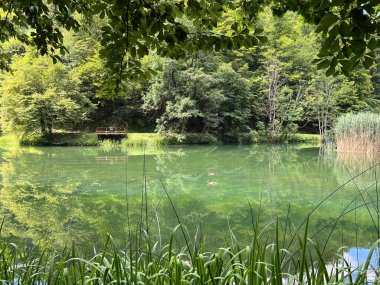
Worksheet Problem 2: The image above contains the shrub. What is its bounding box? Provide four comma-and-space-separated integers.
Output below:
20, 133, 99, 146
287, 133, 321, 144
0, 135, 20, 145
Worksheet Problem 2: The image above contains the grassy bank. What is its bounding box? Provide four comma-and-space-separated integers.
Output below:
0, 135, 20, 145
19, 133, 99, 146
105, 132, 320, 150
0, 132, 321, 147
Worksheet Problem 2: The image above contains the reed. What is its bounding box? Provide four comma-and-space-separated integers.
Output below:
99, 139, 121, 151
335, 112, 380, 154
0, 218, 378, 284
98, 134, 167, 152
121, 133, 167, 147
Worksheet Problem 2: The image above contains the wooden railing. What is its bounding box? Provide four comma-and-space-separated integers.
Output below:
96, 156, 128, 163
95, 127, 128, 136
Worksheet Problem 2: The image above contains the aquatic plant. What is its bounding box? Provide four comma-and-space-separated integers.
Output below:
0, 216, 378, 284
121, 133, 167, 147
99, 139, 121, 151
335, 112, 380, 154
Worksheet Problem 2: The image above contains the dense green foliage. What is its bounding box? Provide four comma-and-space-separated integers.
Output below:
0, 51, 95, 137
1, 0, 379, 82
1, 1, 380, 282
0, 8, 379, 143
139, 11, 379, 142
143, 60, 253, 142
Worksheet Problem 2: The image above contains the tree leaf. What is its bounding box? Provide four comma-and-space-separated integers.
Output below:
339, 21, 351, 37
325, 66, 335, 76
339, 59, 352, 74
350, 39, 366, 55
316, 13, 339, 33
368, 37, 378, 50
363, 55, 374, 68
317, 59, 330, 69
330, 39, 340, 53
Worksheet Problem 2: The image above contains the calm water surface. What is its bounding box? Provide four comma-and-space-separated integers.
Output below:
0, 144, 379, 257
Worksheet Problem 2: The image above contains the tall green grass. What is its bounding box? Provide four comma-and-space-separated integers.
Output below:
0, 218, 378, 284
120, 133, 218, 147
99, 139, 121, 151
335, 112, 380, 153
99, 133, 218, 151
121, 133, 167, 147
0, 135, 19, 145
98, 133, 166, 152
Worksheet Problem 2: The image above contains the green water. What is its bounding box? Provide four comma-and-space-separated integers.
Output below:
0, 144, 379, 254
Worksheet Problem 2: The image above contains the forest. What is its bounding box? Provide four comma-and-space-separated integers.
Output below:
1, 7, 379, 144
1, 1, 380, 284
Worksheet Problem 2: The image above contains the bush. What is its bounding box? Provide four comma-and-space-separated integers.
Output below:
237, 130, 265, 144
20, 134, 49, 145
287, 133, 321, 143
0, 135, 20, 145
161, 132, 218, 145
183, 133, 218, 144
20, 133, 99, 146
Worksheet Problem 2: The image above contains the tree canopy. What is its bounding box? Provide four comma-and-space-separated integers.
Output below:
0, 3, 379, 142
0, 50, 95, 137
1, 0, 379, 86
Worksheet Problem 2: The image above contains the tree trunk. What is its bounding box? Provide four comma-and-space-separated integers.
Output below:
266, 58, 286, 140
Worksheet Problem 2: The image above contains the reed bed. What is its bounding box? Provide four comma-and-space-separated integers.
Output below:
99, 134, 167, 151
121, 133, 167, 147
335, 112, 380, 154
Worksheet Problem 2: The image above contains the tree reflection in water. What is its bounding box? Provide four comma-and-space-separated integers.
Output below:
0, 144, 378, 259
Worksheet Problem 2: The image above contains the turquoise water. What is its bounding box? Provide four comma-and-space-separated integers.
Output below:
0, 144, 378, 255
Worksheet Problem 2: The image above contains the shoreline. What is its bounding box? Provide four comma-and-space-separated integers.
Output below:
0, 132, 321, 147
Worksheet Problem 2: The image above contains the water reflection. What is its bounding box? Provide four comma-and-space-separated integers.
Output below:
346, 247, 380, 267
341, 247, 380, 282
0, 144, 379, 258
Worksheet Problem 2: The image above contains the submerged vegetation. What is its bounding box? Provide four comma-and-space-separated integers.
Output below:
335, 113, 380, 154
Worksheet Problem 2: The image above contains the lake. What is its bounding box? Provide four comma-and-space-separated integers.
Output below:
0, 144, 379, 259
